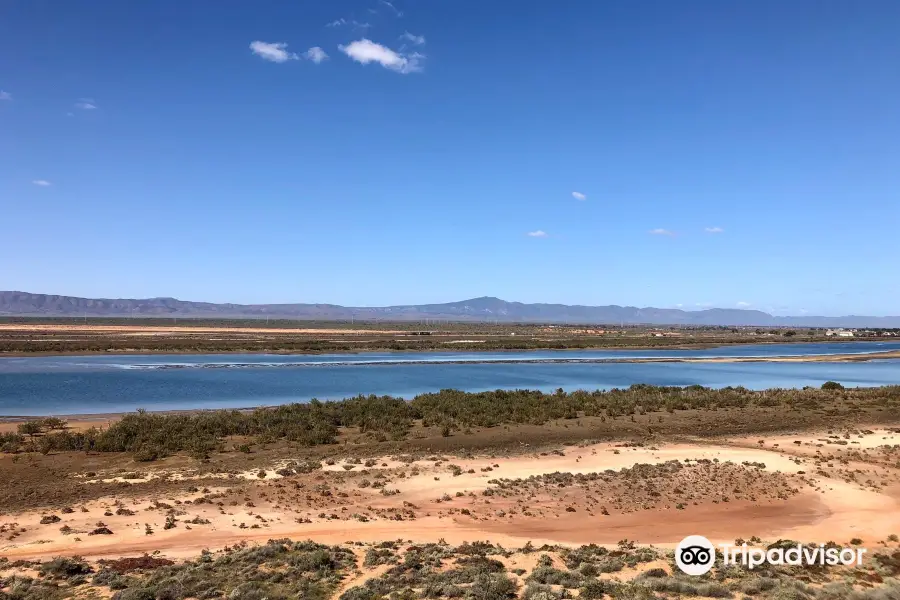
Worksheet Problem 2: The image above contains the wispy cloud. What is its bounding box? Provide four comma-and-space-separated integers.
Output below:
695, 302, 713, 308
339, 39, 423, 73
401, 31, 425, 45
326, 18, 371, 30
649, 228, 674, 236
675, 303, 684, 308
767, 305, 793, 315
0, 91, 11, 101
250, 41, 298, 63
704, 226, 724, 233
304, 47, 329, 64
571, 191, 586, 201
32, 179, 52, 187
736, 301, 751, 307
74, 98, 97, 110
526, 230, 548, 238
380, 0, 403, 17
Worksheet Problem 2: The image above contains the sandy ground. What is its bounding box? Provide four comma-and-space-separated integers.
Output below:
3, 427, 900, 561
678, 350, 900, 363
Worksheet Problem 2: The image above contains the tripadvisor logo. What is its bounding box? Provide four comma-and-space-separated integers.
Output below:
675, 535, 867, 575
676, 535, 716, 576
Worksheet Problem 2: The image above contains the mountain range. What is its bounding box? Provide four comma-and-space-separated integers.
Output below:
1, 291, 898, 328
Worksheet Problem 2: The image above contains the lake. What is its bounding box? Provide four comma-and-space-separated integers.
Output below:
1, 341, 899, 416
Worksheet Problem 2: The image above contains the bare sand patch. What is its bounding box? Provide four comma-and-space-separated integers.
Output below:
3, 436, 898, 562
729, 427, 900, 451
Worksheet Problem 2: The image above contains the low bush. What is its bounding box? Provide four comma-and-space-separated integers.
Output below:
38, 557, 93, 580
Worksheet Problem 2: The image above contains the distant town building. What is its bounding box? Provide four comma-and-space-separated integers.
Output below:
826, 328, 855, 337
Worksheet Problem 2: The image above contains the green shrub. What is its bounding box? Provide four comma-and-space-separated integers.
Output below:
641, 577, 731, 597
467, 573, 517, 600
339, 588, 380, 600
579, 579, 614, 599
224, 582, 267, 600
521, 583, 563, 600
38, 557, 93, 580
112, 589, 155, 600
93, 570, 128, 589
132, 445, 160, 462
526, 565, 583, 588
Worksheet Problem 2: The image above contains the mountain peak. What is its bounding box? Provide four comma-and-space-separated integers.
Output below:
1, 291, 897, 327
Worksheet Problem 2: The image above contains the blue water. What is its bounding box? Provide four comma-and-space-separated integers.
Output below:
1, 342, 899, 416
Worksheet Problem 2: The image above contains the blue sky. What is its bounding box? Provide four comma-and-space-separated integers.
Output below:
2, 1, 899, 316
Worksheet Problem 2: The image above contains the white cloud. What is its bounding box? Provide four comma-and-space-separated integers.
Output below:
32, 179, 52, 186
649, 228, 674, 236
304, 47, 328, 64
767, 305, 792, 314
736, 301, 751, 307
401, 31, 425, 45
250, 41, 298, 63
704, 226, 724, 233
328, 18, 370, 30
571, 191, 586, 201
675, 303, 684, 308
380, 0, 403, 17
339, 38, 423, 73
0, 91, 11, 101
695, 302, 713, 308
526, 230, 548, 238
74, 98, 97, 110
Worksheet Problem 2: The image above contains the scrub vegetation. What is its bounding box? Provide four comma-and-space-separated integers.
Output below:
4, 384, 900, 461
4, 537, 900, 600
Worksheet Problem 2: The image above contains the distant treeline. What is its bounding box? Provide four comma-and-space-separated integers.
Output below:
2, 383, 898, 461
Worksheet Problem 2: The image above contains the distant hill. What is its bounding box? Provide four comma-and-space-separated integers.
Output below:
1, 291, 898, 327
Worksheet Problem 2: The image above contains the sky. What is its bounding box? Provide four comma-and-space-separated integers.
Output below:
2, 1, 899, 316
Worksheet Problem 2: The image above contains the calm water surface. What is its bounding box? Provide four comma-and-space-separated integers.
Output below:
1, 342, 899, 416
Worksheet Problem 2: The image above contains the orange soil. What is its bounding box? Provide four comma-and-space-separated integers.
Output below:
3, 429, 900, 561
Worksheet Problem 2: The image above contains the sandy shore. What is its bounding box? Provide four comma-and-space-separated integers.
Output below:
642, 349, 900, 363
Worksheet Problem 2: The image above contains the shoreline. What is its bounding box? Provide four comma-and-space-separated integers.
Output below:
0, 343, 765, 357
2, 358, 899, 422
0, 338, 889, 358
2, 348, 898, 366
